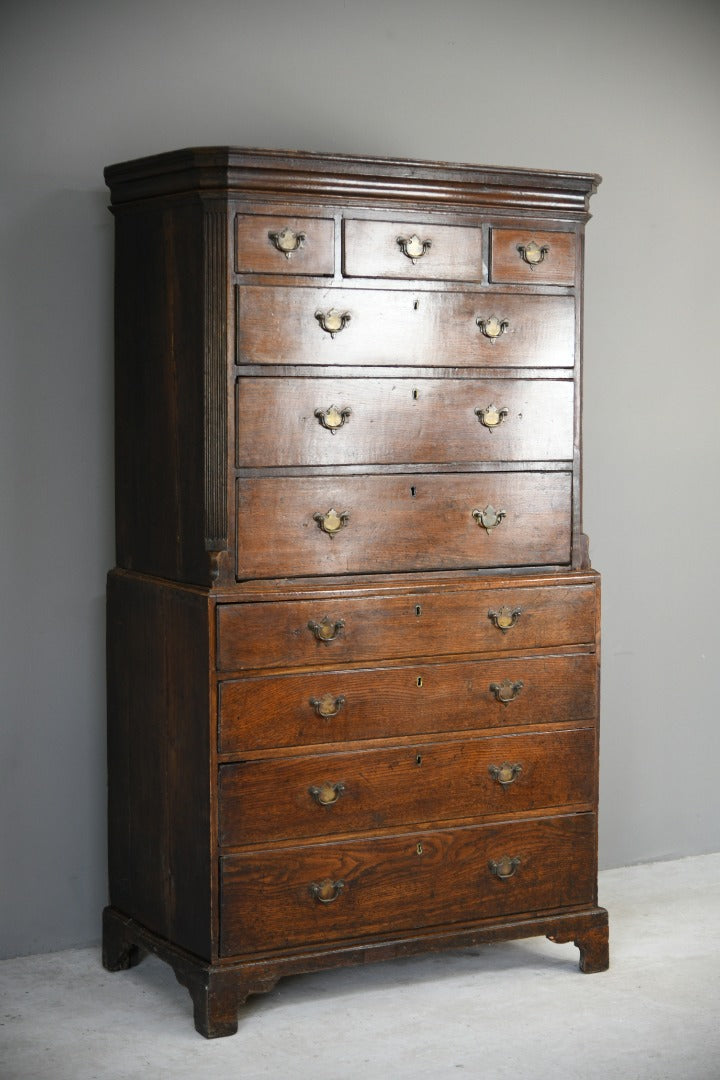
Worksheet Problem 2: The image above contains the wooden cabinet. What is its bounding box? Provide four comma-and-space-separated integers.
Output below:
102, 148, 608, 1038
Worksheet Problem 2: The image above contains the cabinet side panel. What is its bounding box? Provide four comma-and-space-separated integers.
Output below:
113, 200, 209, 583
107, 573, 212, 958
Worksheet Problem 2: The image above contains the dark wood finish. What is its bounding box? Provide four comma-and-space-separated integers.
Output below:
218, 651, 598, 753
106, 572, 212, 958
216, 579, 597, 672
235, 214, 335, 275
235, 471, 572, 578
547, 918, 610, 973
219, 813, 596, 955
102, 906, 148, 972
104, 147, 600, 214
103, 906, 243, 1039
343, 219, 483, 280
112, 198, 228, 587
105, 147, 604, 1037
219, 728, 596, 845
103, 902, 608, 1038
237, 287, 575, 369
235, 376, 574, 466
489, 228, 576, 285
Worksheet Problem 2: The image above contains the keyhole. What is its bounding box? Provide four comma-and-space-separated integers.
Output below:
416, 754, 423, 765
416, 676, 423, 688
416, 842, 423, 855
412, 388, 419, 400
410, 485, 417, 497
413, 299, 419, 310
415, 605, 422, 616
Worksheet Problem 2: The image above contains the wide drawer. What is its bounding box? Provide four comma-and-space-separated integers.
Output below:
216, 580, 597, 672
235, 376, 574, 467
219, 812, 596, 955
236, 286, 575, 368
489, 228, 576, 286
236, 471, 572, 579
343, 219, 482, 280
218, 652, 598, 753
235, 214, 335, 275
219, 727, 596, 846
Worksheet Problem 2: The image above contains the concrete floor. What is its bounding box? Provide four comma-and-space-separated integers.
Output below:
1, 853, 719, 1080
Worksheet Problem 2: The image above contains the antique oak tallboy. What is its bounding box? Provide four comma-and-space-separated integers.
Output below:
103, 148, 608, 1037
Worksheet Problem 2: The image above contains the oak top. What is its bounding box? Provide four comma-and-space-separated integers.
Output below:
105, 146, 601, 216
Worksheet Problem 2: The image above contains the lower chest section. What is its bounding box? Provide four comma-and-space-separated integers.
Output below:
214, 572, 599, 960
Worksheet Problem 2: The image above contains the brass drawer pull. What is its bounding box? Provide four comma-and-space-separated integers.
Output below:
487, 606, 522, 632
517, 240, 549, 267
268, 226, 306, 258
314, 405, 351, 433
396, 233, 432, 263
313, 508, 350, 537
488, 762, 523, 789
307, 617, 345, 642
472, 505, 506, 533
315, 309, 352, 338
310, 694, 346, 719
475, 404, 509, 431
476, 315, 510, 341
309, 781, 346, 806
488, 855, 521, 881
309, 878, 345, 904
489, 679, 524, 705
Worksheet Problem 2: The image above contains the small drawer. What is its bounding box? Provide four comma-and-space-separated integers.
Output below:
218, 653, 598, 753
489, 228, 576, 285
235, 377, 574, 467
216, 578, 597, 672
219, 728, 596, 846
219, 812, 596, 955
235, 471, 572, 580
235, 215, 334, 275
236, 286, 575, 368
343, 219, 482, 280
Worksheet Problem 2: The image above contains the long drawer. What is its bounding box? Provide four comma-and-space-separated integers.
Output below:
219, 813, 596, 956
236, 471, 572, 579
219, 728, 596, 846
218, 652, 598, 753
216, 580, 597, 672
236, 286, 575, 368
235, 376, 574, 467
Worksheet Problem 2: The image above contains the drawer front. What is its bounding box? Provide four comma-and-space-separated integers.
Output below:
489, 228, 576, 285
219, 728, 596, 846
219, 813, 596, 955
218, 653, 598, 753
235, 215, 335, 275
216, 581, 597, 672
236, 377, 574, 467
236, 471, 572, 579
343, 219, 482, 280
236, 286, 575, 368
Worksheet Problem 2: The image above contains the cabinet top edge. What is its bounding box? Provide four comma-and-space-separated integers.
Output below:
104, 146, 601, 215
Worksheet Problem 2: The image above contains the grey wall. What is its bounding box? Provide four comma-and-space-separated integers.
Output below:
1, 0, 719, 959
